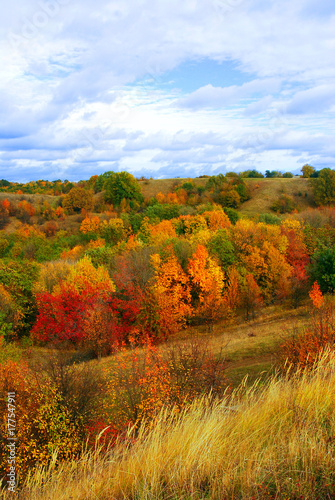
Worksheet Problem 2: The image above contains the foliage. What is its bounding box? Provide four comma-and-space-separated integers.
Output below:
240, 273, 263, 320
80, 215, 100, 234
103, 336, 227, 433
265, 170, 282, 178
258, 213, 281, 225
103, 171, 144, 207
0, 259, 40, 338
0, 360, 83, 482
240, 169, 264, 178
310, 246, 335, 293
280, 294, 335, 371
312, 168, 335, 206
207, 229, 236, 270
301, 164, 315, 178
99, 218, 126, 244
0, 336, 22, 365
309, 281, 324, 309
188, 244, 226, 328
63, 187, 94, 213
32, 257, 116, 348
223, 207, 239, 224
150, 249, 192, 339
33, 260, 72, 294
271, 194, 297, 214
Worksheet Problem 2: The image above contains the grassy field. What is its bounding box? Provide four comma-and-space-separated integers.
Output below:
139, 177, 208, 198
139, 176, 315, 216
11, 349, 335, 500
241, 177, 314, 216
84, 302, 309, 393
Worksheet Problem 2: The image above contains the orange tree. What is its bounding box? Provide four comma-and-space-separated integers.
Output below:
188, 244, 226, 329
148, 248, 192, 340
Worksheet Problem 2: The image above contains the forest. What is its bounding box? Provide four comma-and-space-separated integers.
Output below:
1, 166, 335, 499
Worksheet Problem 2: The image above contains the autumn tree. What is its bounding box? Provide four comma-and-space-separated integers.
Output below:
32, 257, 116, 349
80, 215, 100, 234
63, 187, 94, 214
188, 245, 226, 329
301, 164, 315, 178
240, 273, 263, 320
149, 249, 192, 339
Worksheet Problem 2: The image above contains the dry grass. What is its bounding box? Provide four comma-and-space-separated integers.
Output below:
10, 350, 335, 500
240, 178, 314, 217
0, 192, 61, 207
139, 177, 207, 199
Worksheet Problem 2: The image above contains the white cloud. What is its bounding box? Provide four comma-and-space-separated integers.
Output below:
0, 0, 334, 181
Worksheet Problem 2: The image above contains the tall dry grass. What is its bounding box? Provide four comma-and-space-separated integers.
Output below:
5, 350, 335, 500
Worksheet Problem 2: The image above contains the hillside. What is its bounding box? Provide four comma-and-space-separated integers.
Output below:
240, 177, 314, 216
10, 350, 335, 500
139, 176, 315, 215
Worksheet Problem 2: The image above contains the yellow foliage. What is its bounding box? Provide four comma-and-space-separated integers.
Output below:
88, 238, 105, 248
203, 210, 231, 231
0, 361, 82, 480
148, 220, 177, 244
33, 260, 72, 294
65, 255, 115, 295
156, 192, 166, 203
189, 228, 212, 246
281, 218, 303, 234
151, 252, 192, 336
188, 245, 226, 325
188, 244, 225, 297
80, 216, 100, 234
61, 245, 84, 261
17, 224, 45, 240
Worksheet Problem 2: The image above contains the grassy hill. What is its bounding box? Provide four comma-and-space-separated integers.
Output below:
241, 177, 314, 216
139, 176, 315, 216
11, 347, 335, 500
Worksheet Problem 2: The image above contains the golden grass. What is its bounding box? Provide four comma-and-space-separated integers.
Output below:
240, 178, 314, 217
139, 177, 207, 199
0, 192, 61, 206
10, 350, 335, 500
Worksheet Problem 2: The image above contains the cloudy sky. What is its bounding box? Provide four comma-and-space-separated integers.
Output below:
0, 0, 334, 182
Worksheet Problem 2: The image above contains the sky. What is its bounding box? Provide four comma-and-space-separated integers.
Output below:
0, 0, 334, 182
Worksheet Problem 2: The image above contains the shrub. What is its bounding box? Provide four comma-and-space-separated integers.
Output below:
258, 213, 281, 225
280, 291, 335, 371
63, 187, 94, 214
0, 360, 83, 483
271, 194, 297, 214
312, 168, 335, 206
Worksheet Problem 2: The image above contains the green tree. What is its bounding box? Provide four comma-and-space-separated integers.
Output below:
312, 168, 335, 206
265, 170, 282, 178
103, 171, 144, 207
310, 247, 335, 293
301, 164, 315, 178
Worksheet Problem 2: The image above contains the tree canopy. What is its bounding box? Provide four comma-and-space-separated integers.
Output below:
98, 171, 144, 207
312, 168, 335, 206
